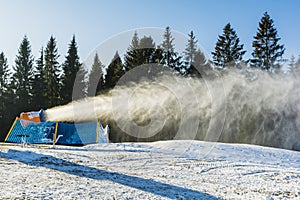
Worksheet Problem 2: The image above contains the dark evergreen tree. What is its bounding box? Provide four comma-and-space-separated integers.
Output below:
61, 35, 86, 103
31, 47, 47, 109
124, 31, 140, 71
182, 31, 199, 75
104, 51, 125, 89
184, 31, 198, 64
88, 53, 104, 96
250, 12, 285, 71
139, 36, 156, 64
290, 55, 300, 76
160, 26, 183, 73
212, 23, 246, 69
0, 52, 15, 140
12, 36, 35, 111
189, 49, 209, 77
0, 52, 10, 97
152, 46, 164, 64
72, 64, 87, 100
124, 33, 156, 72
161, 26, 175, 66
0, 52, 10, 121
44, 36, 61, 108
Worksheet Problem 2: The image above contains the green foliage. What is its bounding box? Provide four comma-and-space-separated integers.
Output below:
88, 53, 105, 96
161, 26, 183, 74
250, 12, 285, 71
138, 36, 156, 64
104, 51, 125, 89
31, 47, 47, 109
0, 52, 10, 121
182, 31, 199, 75
124, 31, 140, 71
61, 35, 86, 103
44, 36, 61, 108
12, 35, 35, 111
124, 33, 157, 71
184, 31, 198, 64
0, 52, 10, 94
189, 50, 209, 77
212, 23, 246, 69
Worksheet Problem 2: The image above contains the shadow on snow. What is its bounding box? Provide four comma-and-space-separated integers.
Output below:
0, 149, 220, 199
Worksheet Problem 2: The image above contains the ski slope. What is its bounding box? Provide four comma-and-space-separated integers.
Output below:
0, 141, 299, 199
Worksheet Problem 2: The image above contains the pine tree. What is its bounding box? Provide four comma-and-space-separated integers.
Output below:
290, 55, 300, 76
0, 52, 10, 95
0, 52, 10, 120
31, 47, 47, 109
182, 31, 199, 75
138, 36, 156, 64
161, 26, 175, 66
288, 55, 296, 73
189, 49, 209, 77
0, 52, 15, 140
152, 46, 164, 64
250, 12, 285, 71
124, 31, 140, 71
184, 31, 198, 64
104, 51, 125, 89
212, 23, 246, 69
12, 36, 35, 111
61, 35, 86, 103
72, 64, 87, 100
161, 26, 183, 73
124, 33, 156, 71
44, 36, 61, 108
88, 53, 104, 96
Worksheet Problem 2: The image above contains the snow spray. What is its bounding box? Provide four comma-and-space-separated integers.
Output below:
44, 65, 300, 151
44, 27, 300, 151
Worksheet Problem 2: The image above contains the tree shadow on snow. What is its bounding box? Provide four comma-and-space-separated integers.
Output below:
0, 149, 220, 199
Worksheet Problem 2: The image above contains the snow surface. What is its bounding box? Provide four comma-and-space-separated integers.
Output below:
0, 140, 299, 199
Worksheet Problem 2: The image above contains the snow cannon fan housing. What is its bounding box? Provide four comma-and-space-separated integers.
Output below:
19, 109, 46, 122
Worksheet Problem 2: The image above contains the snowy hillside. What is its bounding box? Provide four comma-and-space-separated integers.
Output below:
0, 141, 299, 199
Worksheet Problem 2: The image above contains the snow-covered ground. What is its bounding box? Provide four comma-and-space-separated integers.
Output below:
0, 140, 299, 199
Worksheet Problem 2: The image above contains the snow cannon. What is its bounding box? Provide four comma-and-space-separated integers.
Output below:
19, 109, 45, 122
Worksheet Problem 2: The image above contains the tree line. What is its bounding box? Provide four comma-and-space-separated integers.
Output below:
0, 12, 298, 141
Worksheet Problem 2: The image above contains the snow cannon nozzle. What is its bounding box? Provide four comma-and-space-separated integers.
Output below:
19, 109, 46, 122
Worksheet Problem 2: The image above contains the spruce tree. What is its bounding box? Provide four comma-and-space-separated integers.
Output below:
161, 26, 182, 72
161, 26, 175, 66
189, 49, 209, 77
0, 52, 10, 96
250, 12, 285, 71
124, 31, 140, 71
61, 35, 86, 103
212, 23, 246, 69
182, 31, 199, 75
31, 47, 47, 109
44, 36, 61, 108
124, 33, 156, 71
152, 46, 164, 64
0, 52, 15, 140
104, 51, 125, 89
88, 53, 104, 96
139, 36, 155, 64
0, 52, 10, 120
12, 36, 35, 111
184, 31, 198, 64
288, 55, 296, 74
291, 55, 300, 76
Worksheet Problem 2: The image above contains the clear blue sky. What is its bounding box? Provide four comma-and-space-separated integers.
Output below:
0, 0, 299, 67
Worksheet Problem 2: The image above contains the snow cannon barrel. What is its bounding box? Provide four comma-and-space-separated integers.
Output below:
19, 109, 46, 122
